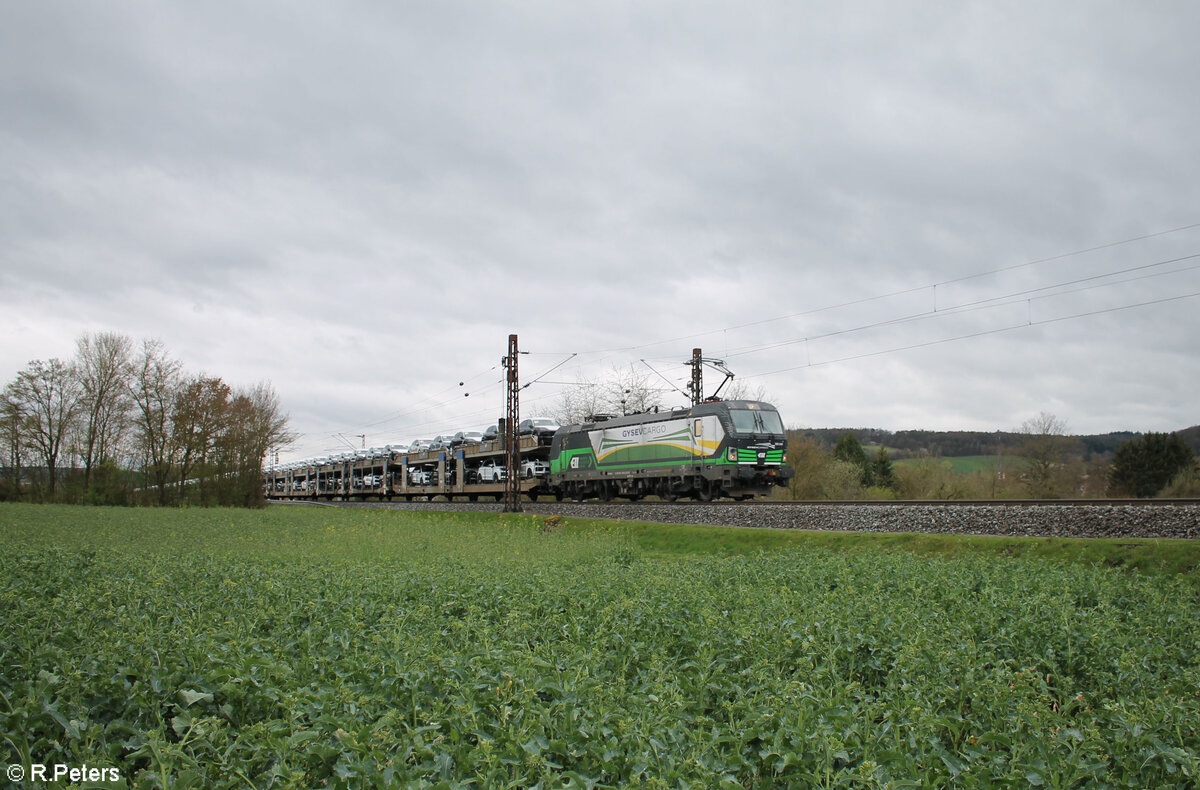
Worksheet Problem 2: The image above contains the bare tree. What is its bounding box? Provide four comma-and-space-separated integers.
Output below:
10, 358, 81, 497
552, 364, 668, 425
1018, 411, 1071, 498
173, 375, 231, 505
721, 379, 771, 403
129, 339, 182, 504
74, 331, 134, 491
553, 373, 606, 426
1, 384, 28, 498
604, 364, 663, 416
241, 381, 295, 463
219, 382, 295, 505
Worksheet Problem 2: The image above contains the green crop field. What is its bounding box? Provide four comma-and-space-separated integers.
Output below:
1, 504, 1197, 789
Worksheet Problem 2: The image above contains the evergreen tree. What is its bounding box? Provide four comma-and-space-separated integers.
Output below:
872, 446, 896, 490
1107, 432, 1195, 497
833, 432, 873, 487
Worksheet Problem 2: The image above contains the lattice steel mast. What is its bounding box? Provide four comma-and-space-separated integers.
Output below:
689, 347, 703, 406
502, 333, 522, 512
687, 347, 734, 403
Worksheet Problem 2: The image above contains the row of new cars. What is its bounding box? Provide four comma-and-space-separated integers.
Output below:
399, 418, 560, 455
265, 418, 562, 492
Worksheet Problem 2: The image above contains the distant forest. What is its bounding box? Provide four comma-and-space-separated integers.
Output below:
793, 425, 1200, 461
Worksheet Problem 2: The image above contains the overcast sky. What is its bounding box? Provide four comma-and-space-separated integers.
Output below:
3, 1, 1198, 459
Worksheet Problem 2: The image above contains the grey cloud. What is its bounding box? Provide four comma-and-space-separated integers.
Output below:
3, 1, 1199, 456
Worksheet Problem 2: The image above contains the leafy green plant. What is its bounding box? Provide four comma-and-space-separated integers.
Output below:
1, 504, 1197, 787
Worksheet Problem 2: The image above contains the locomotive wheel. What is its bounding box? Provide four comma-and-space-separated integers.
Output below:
695, 482, 714, 502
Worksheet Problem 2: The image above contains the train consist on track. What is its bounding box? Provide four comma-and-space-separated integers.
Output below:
264, 400, 793, 502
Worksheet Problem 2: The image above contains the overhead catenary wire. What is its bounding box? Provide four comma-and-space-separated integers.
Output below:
290, 222, 1200, 458
718, 252, 1200, 360
641, 358, 691, 399
746, 288, 1200, 378
475, 223, 1200, 386
520, 353, 577, 391
584, 221, 1200, 356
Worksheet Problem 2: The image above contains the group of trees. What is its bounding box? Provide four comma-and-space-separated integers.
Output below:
781, 413, 1198, 501
1108, 432, 1198, 497
1, 332, 293, 506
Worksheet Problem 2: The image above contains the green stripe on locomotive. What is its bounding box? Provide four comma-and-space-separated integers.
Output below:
735, 448, 785, 464
551, 446, 738, 473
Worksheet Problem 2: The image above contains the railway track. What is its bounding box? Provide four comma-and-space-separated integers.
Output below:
539, 497, 1200, 507
283, 497, 1200, 507
281, 497, 1200, 540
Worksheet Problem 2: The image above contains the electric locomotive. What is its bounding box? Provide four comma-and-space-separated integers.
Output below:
547, 400, 792, 501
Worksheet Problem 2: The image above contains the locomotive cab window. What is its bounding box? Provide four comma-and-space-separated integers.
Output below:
730, 408, 785, 435
693, 419, 703, 437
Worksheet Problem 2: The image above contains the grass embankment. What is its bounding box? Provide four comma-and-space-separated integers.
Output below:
7, 501, 1197, 580
619, 519, 1200, 582
1, 503, 1197, 788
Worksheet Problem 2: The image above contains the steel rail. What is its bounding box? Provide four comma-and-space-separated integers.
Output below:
564, 497, 1200, 507
274, 497, 1200, 507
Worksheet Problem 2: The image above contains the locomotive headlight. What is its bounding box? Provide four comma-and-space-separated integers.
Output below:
728, 448, 737, 461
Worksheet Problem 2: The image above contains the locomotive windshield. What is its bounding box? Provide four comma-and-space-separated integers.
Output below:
729, 408, 785, 435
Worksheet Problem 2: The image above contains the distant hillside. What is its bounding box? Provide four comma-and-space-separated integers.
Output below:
1178, 425, 1200, 454
790, 426, 1199, 460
